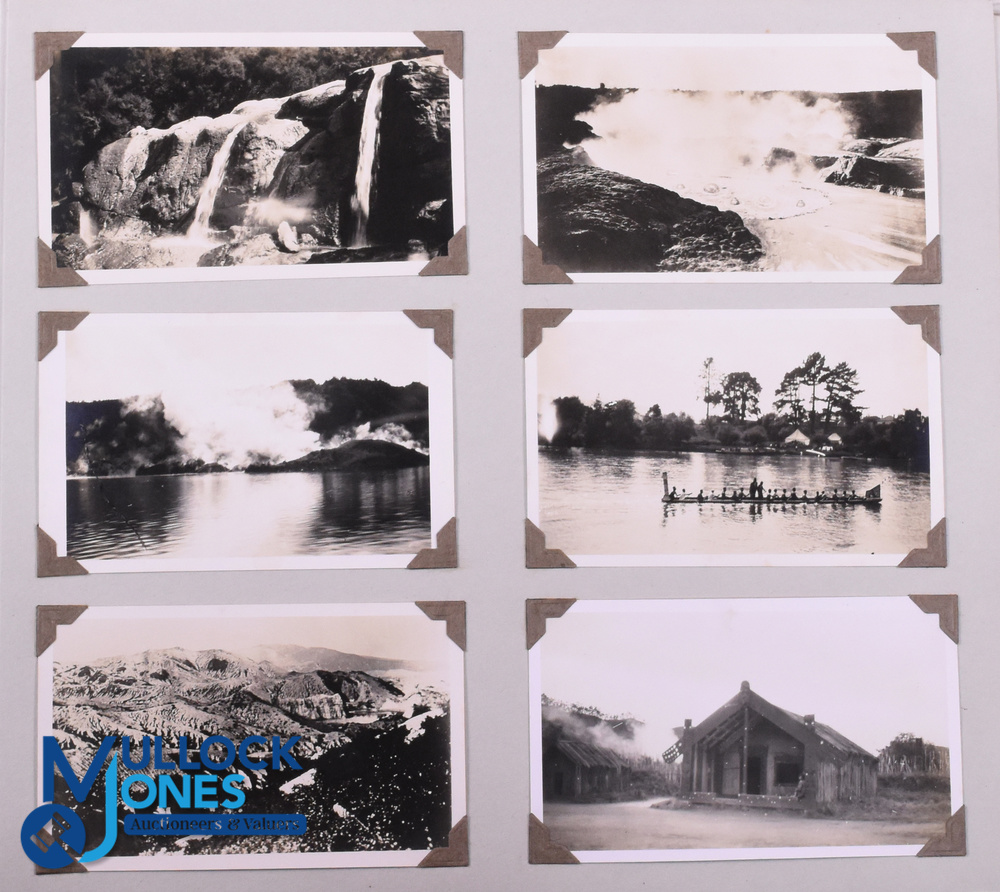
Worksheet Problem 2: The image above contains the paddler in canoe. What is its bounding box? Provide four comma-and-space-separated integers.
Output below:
661, 472, 881, 505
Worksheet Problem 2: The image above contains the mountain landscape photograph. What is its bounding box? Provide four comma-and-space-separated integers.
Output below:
44, 40, 457, 272
43, 605, 463, 867
39, 313, 451, 566
529, 36, 934, 277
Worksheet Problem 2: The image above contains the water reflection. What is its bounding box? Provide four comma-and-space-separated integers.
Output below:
307, 467, 431, 551
540, 450, 928, 556
67, 468, 431, 559
68, 475, 185, 558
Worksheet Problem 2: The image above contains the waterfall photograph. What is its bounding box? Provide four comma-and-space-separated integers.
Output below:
529, 598, 961, 861
525, 35, 937, 281
42, 38, 460, 277
38, 312, 455, 572
527, 308, 943, 566
38, 603, 466, 869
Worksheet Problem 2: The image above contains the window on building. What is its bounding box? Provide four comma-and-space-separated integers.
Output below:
774, 761, 802, 785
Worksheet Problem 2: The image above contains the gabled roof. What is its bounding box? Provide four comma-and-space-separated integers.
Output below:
554, 738, 630, 770
685, 683, 874, 761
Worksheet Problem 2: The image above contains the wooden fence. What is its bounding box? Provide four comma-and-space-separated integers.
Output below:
878, 744, 950, 777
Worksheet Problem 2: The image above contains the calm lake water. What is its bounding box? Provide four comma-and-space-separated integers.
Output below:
538, 450, 931, 556
67, 468, 431, 559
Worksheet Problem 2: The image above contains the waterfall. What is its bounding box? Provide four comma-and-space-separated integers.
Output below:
350, 64, 393, 247
187, 122, 248, 239
78, 207, 97, 245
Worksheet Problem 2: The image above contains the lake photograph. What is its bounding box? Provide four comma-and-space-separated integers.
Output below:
528, 308, 943, 565
527, 35, 936, 280
39, 312, 453, 571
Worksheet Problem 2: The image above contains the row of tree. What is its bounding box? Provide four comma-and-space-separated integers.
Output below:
546, 396, 930, 467
551, 397, 697, 451
699, 353, 865, 430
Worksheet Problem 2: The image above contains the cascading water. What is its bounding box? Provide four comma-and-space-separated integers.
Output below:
78, 207, 97, 245
187, 121, 249, 239
350, 64, 393, 247
53, 56, 446, 270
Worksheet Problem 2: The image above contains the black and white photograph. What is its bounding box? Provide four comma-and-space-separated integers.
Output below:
523, 34, 937, 282
38, 603, 466, 869
526, 308, 943, 566
38, 312, 455, 572
39, 34, 464, 283
529, 597, 962, 861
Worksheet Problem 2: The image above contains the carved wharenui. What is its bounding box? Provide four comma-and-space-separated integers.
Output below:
678, 682, 877, 809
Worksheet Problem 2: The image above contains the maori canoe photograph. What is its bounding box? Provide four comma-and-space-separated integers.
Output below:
526, 308, 944, 566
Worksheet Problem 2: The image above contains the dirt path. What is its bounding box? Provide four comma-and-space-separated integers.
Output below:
542, 800, 944, 852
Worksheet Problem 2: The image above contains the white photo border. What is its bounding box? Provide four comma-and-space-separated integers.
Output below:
38, 311, 455, 572
37, 32, 467, 285
521, 32, 939, 284
36, 602, 467, 871
524, 307, 945, 567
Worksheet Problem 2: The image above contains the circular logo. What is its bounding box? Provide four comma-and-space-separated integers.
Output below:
20, 804, 86, 869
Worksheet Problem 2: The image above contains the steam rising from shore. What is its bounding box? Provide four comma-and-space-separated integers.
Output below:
72, 378, 428, 475
582, 90, 854, 179
156, 382, 321, 467
579, 89, 859, 220
323, 421, 428, 456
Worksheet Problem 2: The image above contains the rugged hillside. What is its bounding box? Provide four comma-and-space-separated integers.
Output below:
52, 646, 416, 772
50, 645, 452, 856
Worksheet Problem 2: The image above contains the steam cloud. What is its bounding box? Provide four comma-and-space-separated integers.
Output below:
323, 421, 428, 456
160, 382, 322, 467
161, 383, 429, 467
579, 90, 857, 220
68, 378, 429, 475
543, 698, 662, 762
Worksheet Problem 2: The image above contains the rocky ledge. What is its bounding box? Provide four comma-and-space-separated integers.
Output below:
822, 139, 924, 198
537, 149, 764, 273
